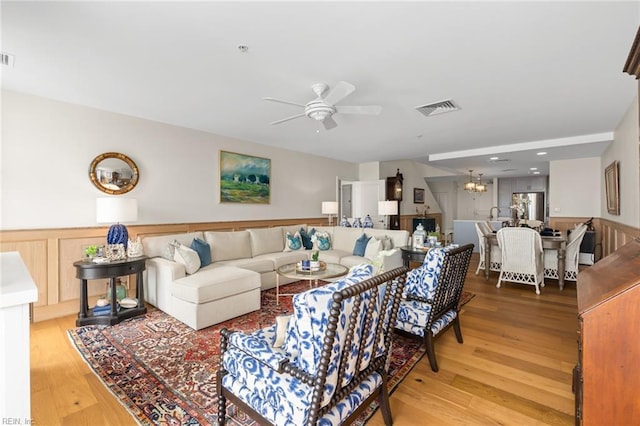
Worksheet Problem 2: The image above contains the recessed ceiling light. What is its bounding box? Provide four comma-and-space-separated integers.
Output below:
237, 45, 249, 52
533, 171, 541, 175
537, 151, 547, 156
490, 156, 499, 160
530, 167, 538, 171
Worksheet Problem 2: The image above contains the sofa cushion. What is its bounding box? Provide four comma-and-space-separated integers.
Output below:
313, 249, 349, 265
259, 251, 309, 269
249, 228, 285, 256
215, 257, 275, 274
353, 233, 371, 256
205, 231, 252, 262
142, 232, 204, 259
333, 227, 365, 252
190, 238, 212, 267
172, 266, 260, 305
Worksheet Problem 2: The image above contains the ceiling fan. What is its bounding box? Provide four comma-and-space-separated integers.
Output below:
264, 81, 382, 130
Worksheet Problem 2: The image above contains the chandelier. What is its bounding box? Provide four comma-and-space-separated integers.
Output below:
464, 170, 488, 193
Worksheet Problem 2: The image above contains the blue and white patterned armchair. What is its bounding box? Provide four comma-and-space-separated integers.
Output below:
217, 264, 408, 425
394, 244, 474, 372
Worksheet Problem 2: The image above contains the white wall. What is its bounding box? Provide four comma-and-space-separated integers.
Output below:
549, 157, 601, 218
602, 97, 639, 228
379, 160, 443, 215
0, 90, 357, 230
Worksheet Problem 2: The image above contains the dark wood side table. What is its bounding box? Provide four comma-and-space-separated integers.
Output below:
73, 256, 147, 326
399, 246, 428, 268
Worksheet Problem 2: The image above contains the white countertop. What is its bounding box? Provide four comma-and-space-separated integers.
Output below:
1, 252, 38, 308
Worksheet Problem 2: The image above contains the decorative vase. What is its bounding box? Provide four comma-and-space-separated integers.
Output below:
352, 217, 362, 228
413, 223, 427, 248
363, 214, 374, 228
340, 216, 352, 227
107, 223, 129, 249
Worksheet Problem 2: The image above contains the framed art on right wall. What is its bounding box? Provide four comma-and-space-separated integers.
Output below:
605, 160, 619, 215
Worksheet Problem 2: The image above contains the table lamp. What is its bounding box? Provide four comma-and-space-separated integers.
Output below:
378, 200, 398, 230
96, 198, 138, 249
321, 201, 339, 225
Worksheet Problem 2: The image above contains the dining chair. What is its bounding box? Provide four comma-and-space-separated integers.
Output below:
496, 227, 545, 294
544, 223, 587, 283
474, 222, 501, 275
394, 244, 474, 372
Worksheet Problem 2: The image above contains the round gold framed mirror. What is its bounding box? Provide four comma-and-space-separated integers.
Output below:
89, 152, 139, 195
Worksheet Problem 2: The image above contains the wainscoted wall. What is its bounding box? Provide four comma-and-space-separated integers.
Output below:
549, 216, 640, 261
0, 218, 327, 322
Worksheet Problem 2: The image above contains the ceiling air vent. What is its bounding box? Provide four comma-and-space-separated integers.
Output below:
1, 52, 15, 68
415, 99, 460, 117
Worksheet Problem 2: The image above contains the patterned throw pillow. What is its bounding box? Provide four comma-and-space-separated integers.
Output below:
299, 227, 316, 250
316, 232, 331, 250
174, 243, 201, 274
190, 238, 211, 267
284, 231, 303, 251
375, 235, 394, 251
353, 233, 371, 257
162, 239, 181, 261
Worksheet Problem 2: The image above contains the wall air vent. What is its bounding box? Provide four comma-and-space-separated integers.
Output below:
1, 52, 15, 68
415, 99, 460, 117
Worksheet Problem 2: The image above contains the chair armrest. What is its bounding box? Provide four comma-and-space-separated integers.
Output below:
228, 329, 290, 372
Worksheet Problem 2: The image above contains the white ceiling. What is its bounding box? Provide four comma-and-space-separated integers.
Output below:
2, 1, 638, 179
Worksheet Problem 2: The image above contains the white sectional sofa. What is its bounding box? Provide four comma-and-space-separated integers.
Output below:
141, 225, 409, 330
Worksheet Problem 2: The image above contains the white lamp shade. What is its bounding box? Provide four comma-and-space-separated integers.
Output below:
96, 198, 138, 223
378, 200, 398, 216
321, 201, 339, 215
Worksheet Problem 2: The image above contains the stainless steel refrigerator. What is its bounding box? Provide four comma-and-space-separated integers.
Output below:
512, 192, 545, 221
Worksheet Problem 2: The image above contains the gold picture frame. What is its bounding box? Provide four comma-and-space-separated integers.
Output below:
605, 160, 619, 215
219, 151, 271, 204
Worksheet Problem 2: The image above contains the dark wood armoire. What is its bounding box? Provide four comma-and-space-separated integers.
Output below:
574, 238, 640, 425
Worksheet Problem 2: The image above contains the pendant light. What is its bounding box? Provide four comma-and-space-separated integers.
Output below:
464, 170, 477, 192
475, 174, 487, 193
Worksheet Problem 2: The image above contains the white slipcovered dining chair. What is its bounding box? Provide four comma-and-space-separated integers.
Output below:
544, 223, 587, 283
496, 227, 545, 295
474, 222, 502, 275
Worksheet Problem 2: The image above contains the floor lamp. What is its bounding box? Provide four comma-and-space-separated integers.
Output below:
321, 201, 339, 225
378, 200, 398, 230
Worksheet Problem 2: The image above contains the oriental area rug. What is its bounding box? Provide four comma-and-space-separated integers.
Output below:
68, 281, 475, 425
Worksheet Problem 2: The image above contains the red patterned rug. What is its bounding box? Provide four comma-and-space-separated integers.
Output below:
68, 281, 474, 425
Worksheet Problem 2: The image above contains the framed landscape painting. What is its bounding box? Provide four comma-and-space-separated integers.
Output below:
220, 151, 270, 204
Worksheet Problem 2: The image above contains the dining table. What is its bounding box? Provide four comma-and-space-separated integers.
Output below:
483, 232, 568, 290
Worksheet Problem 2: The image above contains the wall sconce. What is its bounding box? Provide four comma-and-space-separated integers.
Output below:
378, 200, 398, 230
96, 198, 138, 249
321, 201, 339, 225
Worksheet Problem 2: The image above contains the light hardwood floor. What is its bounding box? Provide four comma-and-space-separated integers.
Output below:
30, 254, 578, 425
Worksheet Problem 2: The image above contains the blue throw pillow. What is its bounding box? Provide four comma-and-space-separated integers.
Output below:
190, 238, 212, 267
299, 227, 316, 250
353, 233, 371, 257
316, 232, 331, 250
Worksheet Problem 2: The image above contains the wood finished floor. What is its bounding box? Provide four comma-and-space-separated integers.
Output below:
30, 254, 578, 425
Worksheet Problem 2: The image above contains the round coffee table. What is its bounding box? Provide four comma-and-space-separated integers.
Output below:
275, 262, 349, 304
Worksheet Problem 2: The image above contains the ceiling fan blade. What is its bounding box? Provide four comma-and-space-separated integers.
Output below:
322, 116, 338, 130
263, 97, 306, 108
322, 81, 355, 105
270, 113, 307, 125
336, 105, 382, 115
